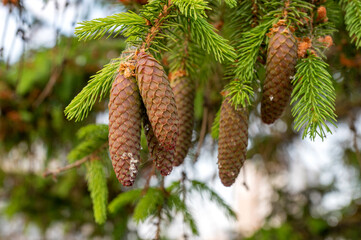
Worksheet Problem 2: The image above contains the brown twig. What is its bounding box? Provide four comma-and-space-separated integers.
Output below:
142, 164, 156, 195
181, 171, 188, 240
43, 156, 90, 178
33, 60, 65, 107
154, 206, 162, 240
251, 0, 259, 27
350, 113, 361, 172
194, 106, 208, 162
43, 143, 108, 179
242, 164, 249, 191
16, 37, 26, 86
0, 7, 12, 58
140, 0, 173, 51
154, 177, 165, 240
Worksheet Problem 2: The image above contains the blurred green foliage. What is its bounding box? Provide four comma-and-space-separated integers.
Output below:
0, 37, 125, 153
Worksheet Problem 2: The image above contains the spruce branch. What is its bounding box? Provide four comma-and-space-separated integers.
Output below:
77, 124, 109, 140
188, 16, 236, 62
291, 55, 337, 141
67, 124, 109, 162
42, 156, 90, 178
233, 18, 275, 82
67, 141, 108, 163
342, 0, 361, 48
141, 0, 235, 62
108, 189, 142, 214
133, 188, 164, 223
223, 0, 253, 40
168, 18, 207, 75
86, 159, 108, 225
141, 0, 173, 51
325, 0, 343, 26
172, 0, 210, 19
226, 18, 275, 108
64, 58, 121, 121
174, 0, 237, 63
75, 12, 147, 41
225, 80, 253, 108
264, 0, 312, 25
223, 0, 237, 8
66, 0, 236, 124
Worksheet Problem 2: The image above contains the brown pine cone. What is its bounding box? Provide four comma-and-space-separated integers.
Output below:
170, 74, 195, 166
136, 51, 179, 150
143, 113, 174, 176
108, 73, 141, 186
218, 96, 249, 187
261, 26, 297, 124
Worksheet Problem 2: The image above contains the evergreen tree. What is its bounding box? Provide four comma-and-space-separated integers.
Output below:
2, 0, 361, 239
59, 0, 361, 238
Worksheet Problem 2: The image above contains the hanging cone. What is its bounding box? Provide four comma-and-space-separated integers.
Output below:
108, 73, 142, 186
136, 52, 179, 151
143, 113, 174, 176
218, 96, 249, 187
261, 26, 297, 124
170, 73, 195, 166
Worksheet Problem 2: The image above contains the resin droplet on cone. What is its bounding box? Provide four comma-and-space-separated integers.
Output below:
170, 75, 195, 166
108, 73, 142, 186
136, 52, 179, 151
261, 26, 297, 124
218, 97, 248, 187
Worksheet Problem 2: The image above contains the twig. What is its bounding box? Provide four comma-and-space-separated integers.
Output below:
6, 30, 16, 68
242, 164, 249, 191
154, 177, 165, 240
43, 157, 90, 178
251, 0, 258, 27
142, 164, 156, 195
33, 60, 65, 107
16, 31, 26, 85
309, 0, 315, 37
0, 7, 12, 58
350, 113, 361, 172
194, 107, 208, 161
141, 0, 173, 51
181, 171, 188, 240
154, 207, 162, 240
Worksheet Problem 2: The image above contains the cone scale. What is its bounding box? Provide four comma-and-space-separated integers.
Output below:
218, 97, 249, 187
108, 73, 142, 186
170, 75, 195, 166
136, 52, 179, 151
261, 26, 297, 124
143, 114, 174, 176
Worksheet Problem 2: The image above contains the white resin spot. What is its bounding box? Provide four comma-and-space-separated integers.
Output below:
122, 152, 139, 178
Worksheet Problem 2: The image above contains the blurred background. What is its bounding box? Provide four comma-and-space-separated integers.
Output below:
1, 0, 361, 239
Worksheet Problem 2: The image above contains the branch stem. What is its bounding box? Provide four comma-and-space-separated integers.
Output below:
141, 0, 173, 51
43, 157, 90, 178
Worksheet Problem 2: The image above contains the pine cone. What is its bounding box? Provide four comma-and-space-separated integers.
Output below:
261, 26, 297, 124
143, 114, 174, 176
136, 52, 179, 150
170, 74, 195, 166
108, 73, 141, 186
218, 97, 248, 187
